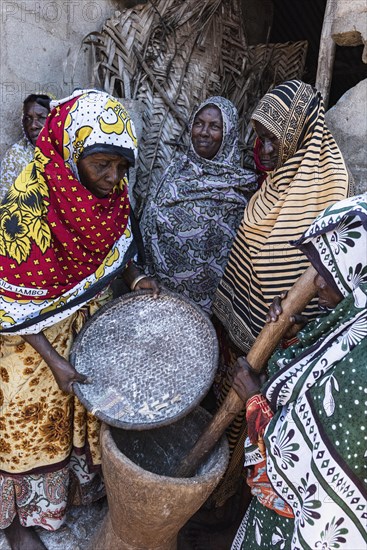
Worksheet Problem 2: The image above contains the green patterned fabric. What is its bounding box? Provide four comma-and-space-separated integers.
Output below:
232, 498, 293, 550
233, 194, 367, 550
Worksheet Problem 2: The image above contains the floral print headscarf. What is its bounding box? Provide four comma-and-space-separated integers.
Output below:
295, 193, 367, 308
0, 90, 138, 334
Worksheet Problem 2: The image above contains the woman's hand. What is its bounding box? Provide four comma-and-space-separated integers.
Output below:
123, 263, 160, 298
266, 291, 308, 340
231, 356, 267, 403
48, 356, 89, 394
134, 276, 160, 298
23, 332, 90, 395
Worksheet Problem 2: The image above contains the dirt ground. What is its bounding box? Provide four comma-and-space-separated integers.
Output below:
0, 500, 107, 550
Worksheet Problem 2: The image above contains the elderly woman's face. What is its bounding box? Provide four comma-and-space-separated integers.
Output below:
23, 101, 49, 146
253, 120, 280, 171
314, 273, 343, 310
78, 153, 129, 198
191, 105, 223, 160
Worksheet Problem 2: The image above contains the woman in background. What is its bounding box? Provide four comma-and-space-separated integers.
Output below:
0, 94, 51, 201
140, 96, 257, 313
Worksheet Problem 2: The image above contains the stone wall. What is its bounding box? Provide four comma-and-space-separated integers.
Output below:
0, 0, 118, 157
326, 79, 367, 196
326, 0, 367, 195
332, 0, 367, 62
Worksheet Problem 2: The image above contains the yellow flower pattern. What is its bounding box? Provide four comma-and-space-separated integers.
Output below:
0, 149, 51, 264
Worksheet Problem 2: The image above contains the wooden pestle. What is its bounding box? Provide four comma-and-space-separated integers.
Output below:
176, 265, 318, 478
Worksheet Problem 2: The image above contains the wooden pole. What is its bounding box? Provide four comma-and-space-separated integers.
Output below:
315, 0, 337, 109
176, 265, 318, 478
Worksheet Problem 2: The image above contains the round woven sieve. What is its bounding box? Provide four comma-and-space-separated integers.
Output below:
70, 289, 218, 429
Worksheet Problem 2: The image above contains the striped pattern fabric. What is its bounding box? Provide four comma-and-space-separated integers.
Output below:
212, 80, 350, 353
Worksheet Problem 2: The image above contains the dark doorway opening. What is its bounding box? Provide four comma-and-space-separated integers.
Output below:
270, 0, 367, 106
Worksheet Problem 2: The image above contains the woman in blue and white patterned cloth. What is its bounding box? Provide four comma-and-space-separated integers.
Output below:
0, 94, 51, 201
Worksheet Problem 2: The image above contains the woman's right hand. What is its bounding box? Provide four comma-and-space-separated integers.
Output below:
231, 357, 267, 403
266, 291, 308, 339
23, 332, 90, 395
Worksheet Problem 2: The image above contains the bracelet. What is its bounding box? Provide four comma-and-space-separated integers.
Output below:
130, 274, 147, 291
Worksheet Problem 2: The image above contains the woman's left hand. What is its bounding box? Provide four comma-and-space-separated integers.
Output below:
266, 291, 308, 339
123, 264, 160, 298
134, 276, 160, 298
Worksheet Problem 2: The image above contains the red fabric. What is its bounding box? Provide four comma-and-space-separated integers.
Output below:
247, 461, 294, 518
246, 394, 294, 518
253, 137, 268, 187
0, 98, 130, 300
246, 393, 274, 453
281, 336, 300, 349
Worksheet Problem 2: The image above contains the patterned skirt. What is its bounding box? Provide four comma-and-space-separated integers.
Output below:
0, 293, 110, 530
231, 498, 293, 550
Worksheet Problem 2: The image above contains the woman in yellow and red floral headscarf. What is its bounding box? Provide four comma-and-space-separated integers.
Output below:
0, 89, 158, 548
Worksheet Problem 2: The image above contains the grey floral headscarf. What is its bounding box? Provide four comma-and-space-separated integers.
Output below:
189, 96, 242, 166
140, 96, 257, 313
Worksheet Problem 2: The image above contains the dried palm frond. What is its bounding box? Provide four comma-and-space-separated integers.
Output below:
84, 0, 307, 214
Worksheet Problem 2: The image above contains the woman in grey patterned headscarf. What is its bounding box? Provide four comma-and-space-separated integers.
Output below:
140, 96, 257, 313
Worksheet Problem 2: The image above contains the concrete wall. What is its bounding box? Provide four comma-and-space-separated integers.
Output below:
0, 0, 118, 157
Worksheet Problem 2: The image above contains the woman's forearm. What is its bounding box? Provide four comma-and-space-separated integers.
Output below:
122, 262, 144, 289
23, 332, 63, 368
23, 332, 88, 394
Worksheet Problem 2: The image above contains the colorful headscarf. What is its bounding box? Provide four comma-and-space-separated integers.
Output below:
140, 96, 257, 312
262, 194, 367, 549
0, 90, 138, 334
213, 80, 350, 352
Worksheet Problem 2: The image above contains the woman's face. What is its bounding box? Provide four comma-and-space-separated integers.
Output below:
191, 105, 223, 160
253, 120, 280, 170
23, 101, 49, 146
78, 153, 129, 198
314, 273, 343, 310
